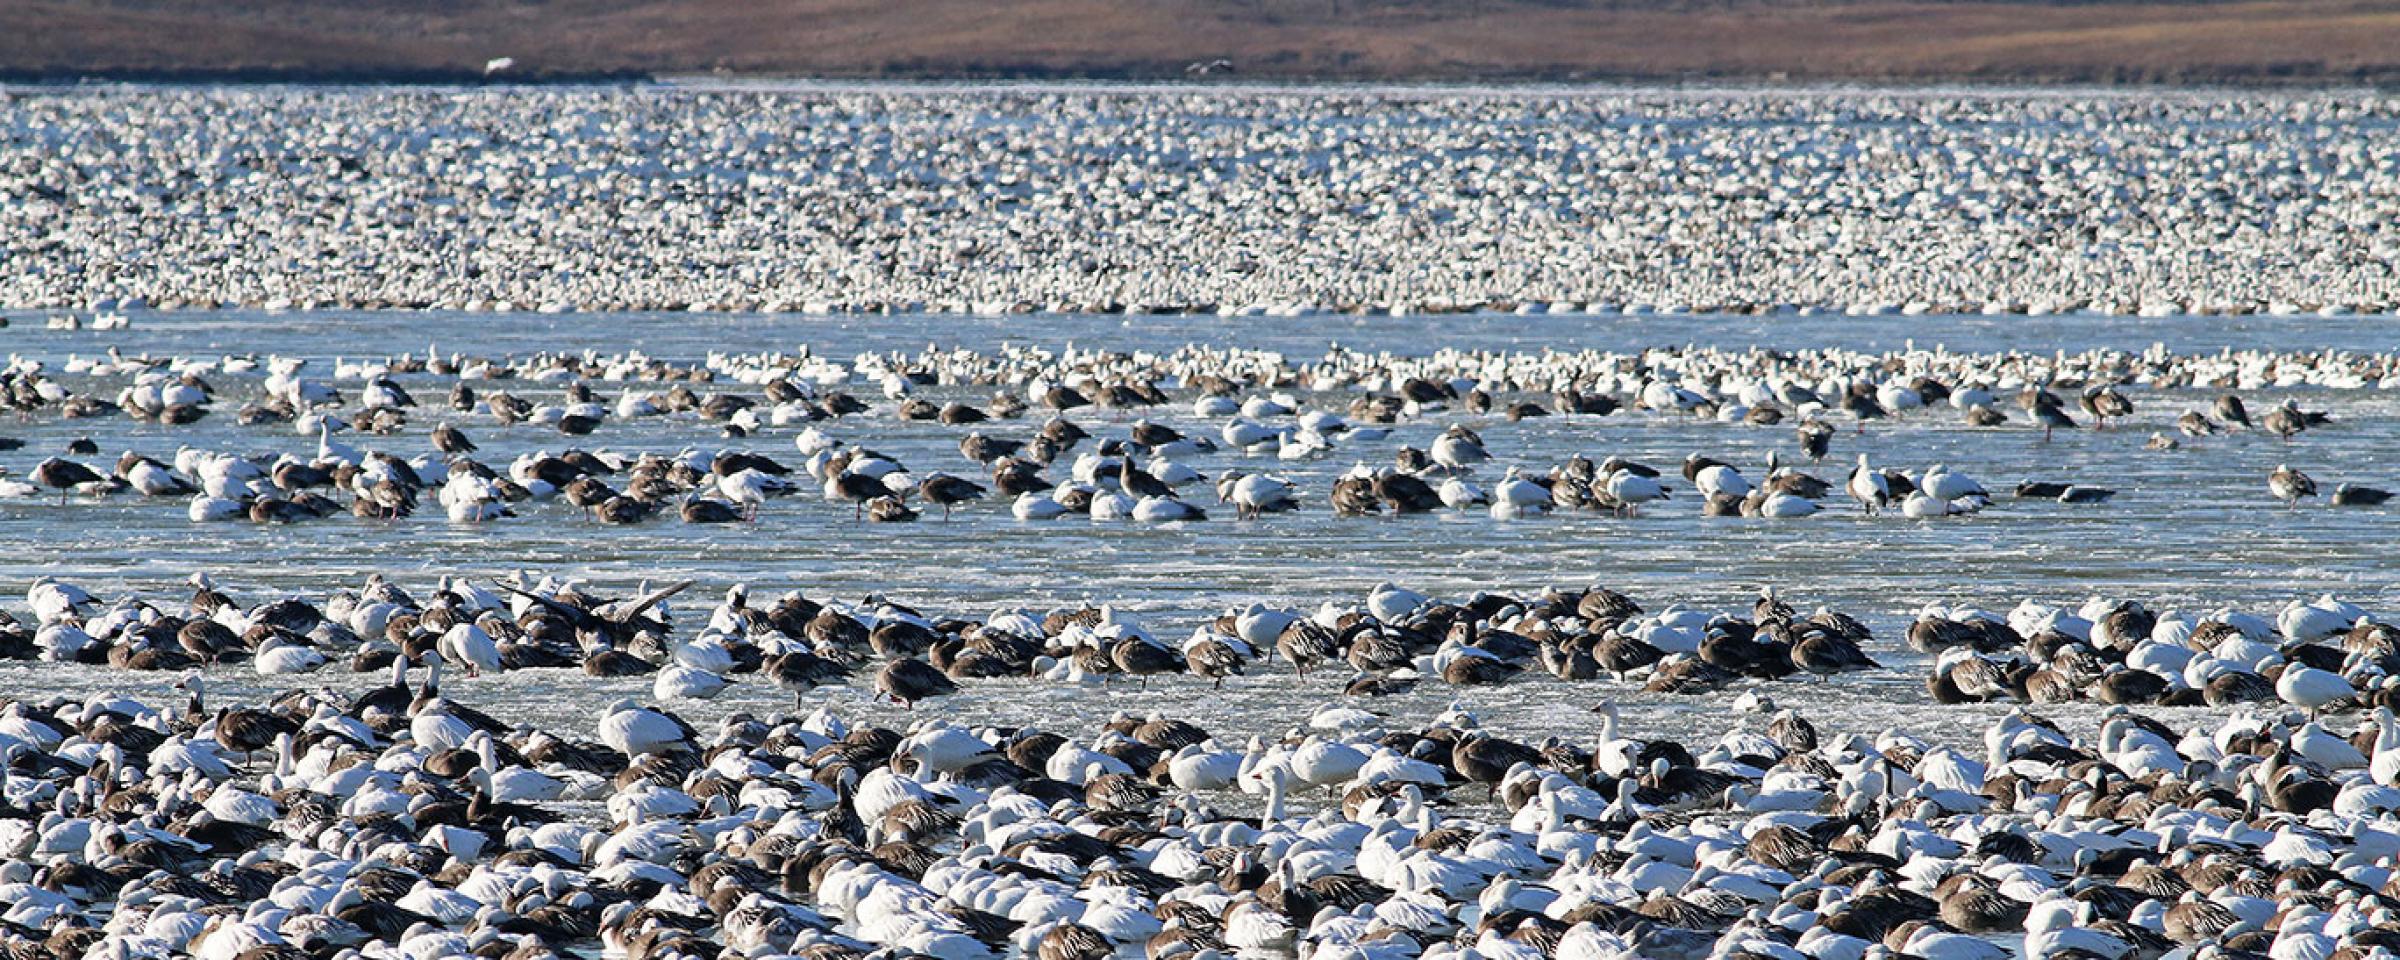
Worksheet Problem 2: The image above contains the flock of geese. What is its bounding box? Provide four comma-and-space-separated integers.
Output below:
0, 573, 1893, 703
22, 83, 2400, 960
6, 569, 2396, 720
20, 88, 2400, 318
1919, 594, 2400, 715
0, 336, 2388, 960
0, 338, 2382, 532
8, 571, 2400, 960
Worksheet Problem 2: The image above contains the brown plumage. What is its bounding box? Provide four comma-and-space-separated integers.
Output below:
876, 658, 957, 708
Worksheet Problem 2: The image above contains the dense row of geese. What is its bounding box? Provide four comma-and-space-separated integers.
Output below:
18, 88, 2400, 316
2, 568, 2395, 723
14, 576, 2400, 960
1921, 594, 2400, 715
0, 574, 1890, 701
0, 338, 2386, 529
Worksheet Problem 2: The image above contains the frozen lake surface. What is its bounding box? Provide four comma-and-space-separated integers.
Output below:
0, 308, 2391, 751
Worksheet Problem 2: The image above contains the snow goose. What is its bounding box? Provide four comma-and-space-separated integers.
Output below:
596, 700, 693, 757
2277, 663, 2355, 716
1602, 468, 1667, 514
2270, 464, 2318, 507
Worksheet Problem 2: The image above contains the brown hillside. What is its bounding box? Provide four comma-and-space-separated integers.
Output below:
6, 0, 2400, 82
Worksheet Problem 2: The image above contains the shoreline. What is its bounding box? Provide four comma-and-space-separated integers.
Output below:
6, 69, 2400, 91
15, 0, 2400, 89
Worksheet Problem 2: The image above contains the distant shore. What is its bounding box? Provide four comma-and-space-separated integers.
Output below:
9, 0, 2400, 86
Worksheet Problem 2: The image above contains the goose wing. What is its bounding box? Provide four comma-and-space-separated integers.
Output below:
610, 579, 695, 624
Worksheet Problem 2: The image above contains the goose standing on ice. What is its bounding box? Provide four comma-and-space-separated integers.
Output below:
826, 470, 886, 520
1492, 467, 1551, 518
1847, 454, 1891, 514
1429, 425, 1489, 471
441, 619, 503, 677
1602, 467, 1666, 515
1839, 383, 1888, 430
915, 473, 987, 519
2263, 399, 2309, 441
2079, 384, 2133, 429
877, 657, 957, 707
31, 457, 102, 502
2027, 390, 2077, 441
1796, 419, 1834, 462
2277, 662, 2354, 717
2270, 464, 2318, 508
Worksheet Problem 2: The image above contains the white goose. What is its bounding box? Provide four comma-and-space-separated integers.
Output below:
440, 621, 502, 678
597, 700, 691, 757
